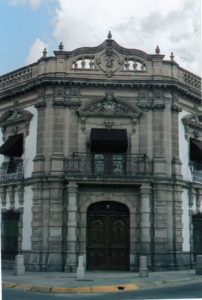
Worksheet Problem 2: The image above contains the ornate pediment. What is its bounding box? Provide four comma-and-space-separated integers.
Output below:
182, 112, 202, 139
0, 108, 33, 129
182, 113, 202, 129
78, 93, 141, 118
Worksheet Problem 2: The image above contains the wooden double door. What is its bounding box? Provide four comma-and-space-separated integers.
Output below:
193, 214, 202, 257
87, 201, 130, 270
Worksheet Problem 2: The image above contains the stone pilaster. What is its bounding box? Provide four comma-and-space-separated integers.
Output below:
173, 185, 183, 268
65, 181, 78, 272
189, 188, 196, 266
171, 102, 182, 179
153, 106, 166, 176
140, 183, 152, 262
48, 181, 63, 271
153, 184, 171, 269
29, 181, 50, 271
196, 189, 202, 213
29, 182, 43, 271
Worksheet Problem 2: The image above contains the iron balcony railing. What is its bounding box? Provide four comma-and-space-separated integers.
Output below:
65, 153, 153, 177
189, 161, 202, 183
0, 159, 24, 181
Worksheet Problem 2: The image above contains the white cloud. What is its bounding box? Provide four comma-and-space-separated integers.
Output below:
29, 0, 43, 10
52, 0, 200, 75
25, 38, 48, 65
9, 0, 43, 10
9, 0, 26, 5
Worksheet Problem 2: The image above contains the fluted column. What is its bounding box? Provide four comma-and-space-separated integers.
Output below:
65, 181, 78, 272
140, 183, 152, 257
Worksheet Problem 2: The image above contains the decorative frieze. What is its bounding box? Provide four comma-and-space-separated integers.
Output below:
137, 102, 165, 110
35, 101, 46, 109
67, 100, 81, 110
52, 100, 68, 107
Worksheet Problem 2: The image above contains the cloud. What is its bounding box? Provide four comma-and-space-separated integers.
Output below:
25, 38, 48, 65
9, 0, 43, 10
52, 0, 200, 75
9, 0, 26, 5
29, 0, 43, 10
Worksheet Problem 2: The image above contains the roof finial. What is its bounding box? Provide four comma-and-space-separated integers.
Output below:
107, 31, 112, 39
59, 42, 64, 50
170, 52, 175, 61
43, 48, 47, 58
155, 45, 160, 54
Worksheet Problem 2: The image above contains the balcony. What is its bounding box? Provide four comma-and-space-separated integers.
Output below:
0, 159, 24, 181
65, 153, 153, 178
189, 161, 202, 183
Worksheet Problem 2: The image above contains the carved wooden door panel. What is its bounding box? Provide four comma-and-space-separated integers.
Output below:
87, 202, 129, 270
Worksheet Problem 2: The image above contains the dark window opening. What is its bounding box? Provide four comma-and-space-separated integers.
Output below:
90, 129, 128, 175
0, 133, 23, 157
190, 138, 202, 165
90, 129, 128, 153
1, 211, 20, 260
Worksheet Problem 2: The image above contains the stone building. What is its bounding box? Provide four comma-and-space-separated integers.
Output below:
0, 33, 201, 272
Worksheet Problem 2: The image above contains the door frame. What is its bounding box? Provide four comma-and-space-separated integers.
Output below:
1, 208, 23, 260
86, 201, 130, 270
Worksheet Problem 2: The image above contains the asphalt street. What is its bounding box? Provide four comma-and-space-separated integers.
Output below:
3, 282, 202, 300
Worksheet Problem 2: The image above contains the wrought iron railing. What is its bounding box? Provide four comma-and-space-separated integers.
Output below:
189, 161, 202, 183
0, 159, 24, 181
65, 153, 153, 177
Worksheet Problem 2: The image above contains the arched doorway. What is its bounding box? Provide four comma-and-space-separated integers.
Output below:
87, 201, 130, 270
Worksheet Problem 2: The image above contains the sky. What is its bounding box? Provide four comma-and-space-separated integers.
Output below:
0, 0, 201, 76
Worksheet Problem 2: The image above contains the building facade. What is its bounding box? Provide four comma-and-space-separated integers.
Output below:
0, 34, 201, 272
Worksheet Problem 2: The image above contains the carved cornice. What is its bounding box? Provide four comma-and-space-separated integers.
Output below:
0, 76, 200, 102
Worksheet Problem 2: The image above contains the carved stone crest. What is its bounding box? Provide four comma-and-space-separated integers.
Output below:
95, 47, 124, 77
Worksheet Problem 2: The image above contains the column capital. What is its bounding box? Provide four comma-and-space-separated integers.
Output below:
140, 183, 152, 194
67, 181, 78, 191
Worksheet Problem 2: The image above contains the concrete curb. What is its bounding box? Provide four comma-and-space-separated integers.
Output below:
2, 277, 202, 294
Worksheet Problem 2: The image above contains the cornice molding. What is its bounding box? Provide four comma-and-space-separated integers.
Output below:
0, 77, 200, 102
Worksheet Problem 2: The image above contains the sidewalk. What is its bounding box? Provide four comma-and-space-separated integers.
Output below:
2, 269, 202, 293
